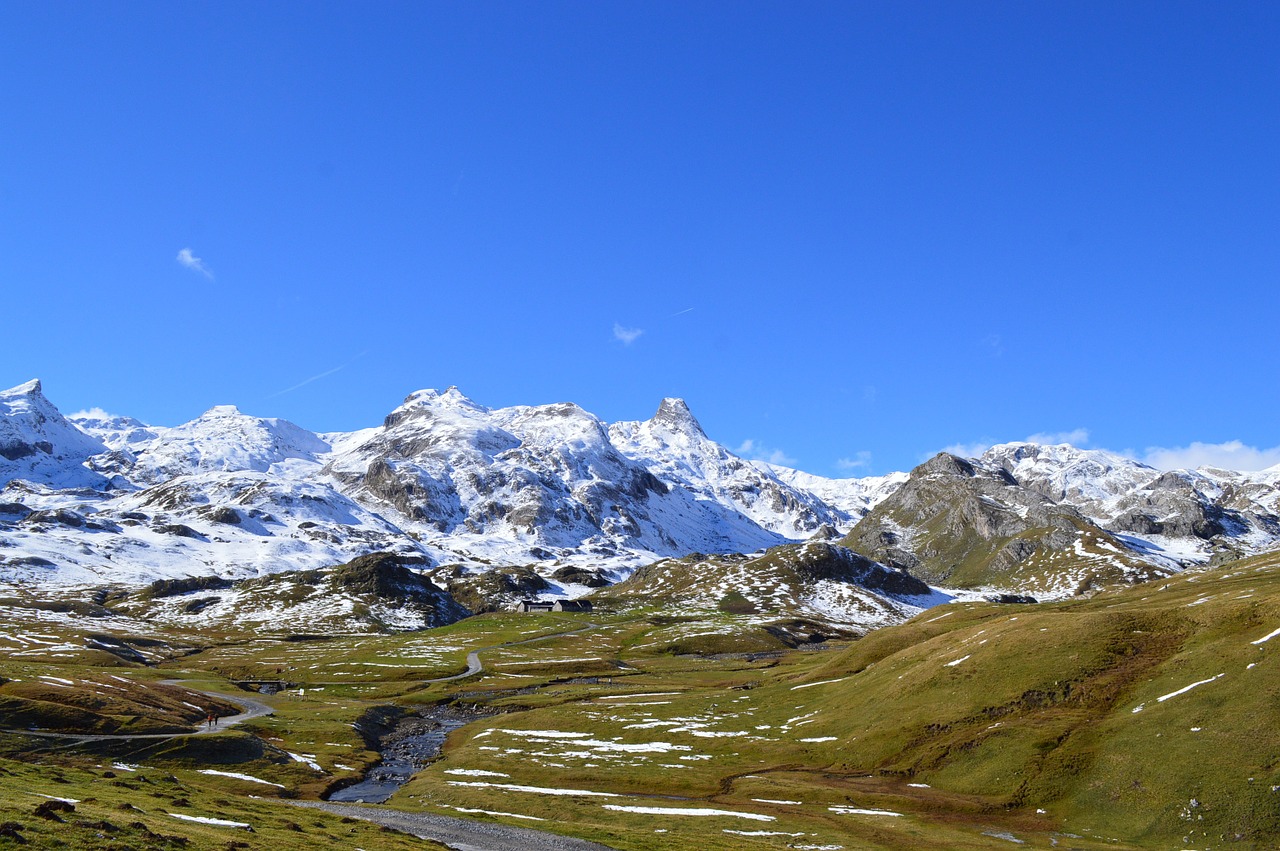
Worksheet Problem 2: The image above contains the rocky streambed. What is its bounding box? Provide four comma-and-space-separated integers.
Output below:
328, 703, 496, 804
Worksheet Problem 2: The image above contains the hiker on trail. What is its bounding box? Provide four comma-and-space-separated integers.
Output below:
207, 713, 215, 730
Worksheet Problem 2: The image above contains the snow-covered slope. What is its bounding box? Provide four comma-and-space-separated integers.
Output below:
762, 462, 908, 525
2, 379, 1278, 618
2, 382, 898, 593
0, 380, 111, 490
129, 405, 331, 483
68, 410, 160, 451
323, 390, 800, 565
609, 398, 851, 538
981, 442, 1280, 565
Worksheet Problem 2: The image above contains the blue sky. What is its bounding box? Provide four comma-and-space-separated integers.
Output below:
2, 2, 1278, 475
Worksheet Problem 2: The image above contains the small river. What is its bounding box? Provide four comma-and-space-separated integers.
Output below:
328, 704, 493, 804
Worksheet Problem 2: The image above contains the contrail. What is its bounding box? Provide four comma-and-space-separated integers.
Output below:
269, 351, 368, 398
671, 307, 695, 317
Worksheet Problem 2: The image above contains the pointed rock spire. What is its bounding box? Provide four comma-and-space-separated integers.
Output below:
651, 397, 706, 437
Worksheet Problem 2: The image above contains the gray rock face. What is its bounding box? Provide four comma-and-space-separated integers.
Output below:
783, 541, 931, 597
843, 452, 1121, 589
982, 442, 1280, 559
324, 390, 813, 559
1109, 471, 1240, 539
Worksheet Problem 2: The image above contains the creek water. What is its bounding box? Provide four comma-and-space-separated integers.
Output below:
328, 704, 491, 804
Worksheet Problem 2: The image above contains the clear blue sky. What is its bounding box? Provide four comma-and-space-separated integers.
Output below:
2, 2, 1278, 475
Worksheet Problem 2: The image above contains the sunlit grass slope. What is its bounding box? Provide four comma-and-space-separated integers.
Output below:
2, 550, 1280, 849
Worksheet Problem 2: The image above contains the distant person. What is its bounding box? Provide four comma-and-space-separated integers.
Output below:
207, 713, 215, 730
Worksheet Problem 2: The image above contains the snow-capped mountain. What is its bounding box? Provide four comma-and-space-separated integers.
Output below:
2, 379, 1278, 612
843, 451, 1168, 597
127, 404, 332, 483
0, 380, 112, 490
68, 410, 160, 451
762, 462, 908, 524
323, 390, 820, 564
981, 442, 1280, 564
608, 398, 850, 538
0, 381, 887, 589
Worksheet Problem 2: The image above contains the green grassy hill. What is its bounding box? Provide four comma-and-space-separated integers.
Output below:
2, 546, 1280, 849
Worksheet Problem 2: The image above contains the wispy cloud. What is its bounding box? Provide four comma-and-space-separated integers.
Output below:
939, 441, 995, 460
736, 439, 797, 467
1138, 440, 1280, 472
836, 451, 873, 471
177, 247, 213, 279
671, 307, 695, 317
982, 334, 1004, 358
1025, 428, 1090, 447
613, 323, 644, 345
269, 351, 367, 399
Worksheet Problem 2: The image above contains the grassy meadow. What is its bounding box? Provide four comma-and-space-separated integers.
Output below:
2, 548, 1280, 848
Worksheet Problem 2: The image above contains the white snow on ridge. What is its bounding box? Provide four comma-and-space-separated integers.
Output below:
4, 378, 1280, 616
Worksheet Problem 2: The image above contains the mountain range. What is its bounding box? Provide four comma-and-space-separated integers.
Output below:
2, 378, 1278, 631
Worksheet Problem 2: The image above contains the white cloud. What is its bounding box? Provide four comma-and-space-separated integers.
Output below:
736, 439, 797, 467
613, 323, 643, 345
1138, 441, 1280, 473
177, 247, 213, 279
67, 407, 119, 421
1024, 428, 1090, 447
836, 451, 873, 471
939, 441, 994, 459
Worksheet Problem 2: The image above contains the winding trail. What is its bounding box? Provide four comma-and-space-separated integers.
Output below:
7, 618, 618, 849
0, 687, 272, 742
288, 800, 620, 851
421, 619, 604, 684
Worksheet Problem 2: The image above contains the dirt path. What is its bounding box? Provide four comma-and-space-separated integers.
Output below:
422, 619, 602, 684
0, 686, 273, 741
288, 800, 620, 851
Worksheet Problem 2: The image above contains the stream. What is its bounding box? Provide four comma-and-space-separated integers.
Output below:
328, 703, 494, 803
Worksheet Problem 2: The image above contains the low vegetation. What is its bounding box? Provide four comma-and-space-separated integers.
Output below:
1, 548, 1280, 848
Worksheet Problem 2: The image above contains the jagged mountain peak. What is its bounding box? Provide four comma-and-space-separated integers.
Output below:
400, 386, 487, 412
384, 387, 493, 431
6, 378, 43, 397
1, 378, 109, 488
650, 397, 707, 437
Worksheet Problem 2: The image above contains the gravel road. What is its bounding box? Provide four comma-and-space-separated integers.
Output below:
288, 800, 621, 851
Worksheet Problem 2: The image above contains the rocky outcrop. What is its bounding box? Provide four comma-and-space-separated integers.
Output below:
843, 453, 1124, 589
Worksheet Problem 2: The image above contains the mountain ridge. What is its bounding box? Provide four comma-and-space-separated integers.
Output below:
2, 379, 1278, 629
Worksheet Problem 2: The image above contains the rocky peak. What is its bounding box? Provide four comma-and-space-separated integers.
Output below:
918, 452, 981, 479
650, 397, 707, 438
1, 378, 109, 484
386, 387, 489, 428
9, 378, 43, 397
